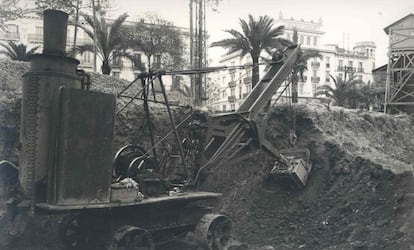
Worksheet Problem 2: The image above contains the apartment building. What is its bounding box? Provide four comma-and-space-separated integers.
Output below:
208, 14, 376, 112
0, 9, 190, 84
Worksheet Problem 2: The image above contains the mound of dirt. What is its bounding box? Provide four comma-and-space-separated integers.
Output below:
202, 104, 414, 249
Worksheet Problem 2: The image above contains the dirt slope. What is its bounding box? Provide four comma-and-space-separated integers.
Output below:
203, 104, 414, 249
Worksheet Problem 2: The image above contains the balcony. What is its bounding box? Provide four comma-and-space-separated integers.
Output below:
227, 95, 236, 102
347, 67, 356, 72
132, 62, 143, 70
28, 33, 43, 43
228, 81, 236, 88
326, 63, 330, 68
0, 32, 20, 41
79, 60, 93, 68
112, 60, 123, 68
337, 66, 344, 71
243, 76, 251, 84
311, 62, 320, 67
311, 76, 320, 83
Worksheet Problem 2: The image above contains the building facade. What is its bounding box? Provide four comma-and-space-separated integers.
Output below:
208, 15, 376, 112
0, 9, 190, 85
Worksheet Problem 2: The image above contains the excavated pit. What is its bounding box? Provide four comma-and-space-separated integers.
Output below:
0, 59, 413, 249
203, 105, 414, 249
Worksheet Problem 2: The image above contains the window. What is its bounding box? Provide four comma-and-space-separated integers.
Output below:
133, 54, 142, 68
338, 60, 343, 71
312, 84, 317, 96
230, 87, 235, 96
82, 52, 91, 63
313, 37, 317, 46
114, 56, 122, 67
112, 71, 120, 78
230, 73, 235, 82
35, 26, 43, 40
306, 36, 310, 45
300, 35, 304, 44
287, 33, 291, 40
246, 84, 251, 93
154, 55, 161, 66
372, 62, 375, 69
7, 24, 18, 33
326, 56, 330, 68
299, 82, 304, 95
35, 26, 43, 35
358, 62, 363, 72
313, 69, 317, 77
230, 104, 236, 111
338, 73, 343, 79
239, 86, 242, 99
222, 105, 227, 112
348, 61, 353, 67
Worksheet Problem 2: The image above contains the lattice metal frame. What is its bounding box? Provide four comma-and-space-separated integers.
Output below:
385, 51, 414, 113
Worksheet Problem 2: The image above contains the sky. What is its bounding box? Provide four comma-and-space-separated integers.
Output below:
110, 0, 414, 67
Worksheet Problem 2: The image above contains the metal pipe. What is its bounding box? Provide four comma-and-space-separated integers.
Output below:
43, 9, 68, 55
157, 74, 189, 180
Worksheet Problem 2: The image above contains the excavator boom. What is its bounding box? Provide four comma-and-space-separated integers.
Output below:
194, 46, 312, 188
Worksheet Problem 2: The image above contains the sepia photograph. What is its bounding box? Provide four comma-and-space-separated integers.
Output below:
0, 0, 413, 249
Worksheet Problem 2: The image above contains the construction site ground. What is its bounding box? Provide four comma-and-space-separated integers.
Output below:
0, 60, 413, 249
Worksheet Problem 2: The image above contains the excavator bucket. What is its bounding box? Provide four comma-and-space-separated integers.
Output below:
270, 148, 312, 188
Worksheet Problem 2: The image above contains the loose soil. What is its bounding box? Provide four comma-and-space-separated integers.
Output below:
0, 59, 413, 249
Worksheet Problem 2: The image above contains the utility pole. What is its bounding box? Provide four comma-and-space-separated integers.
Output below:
196, 0, 203, 105
72, 0, 80, 57
189, 0, 193, 96
92, 0, 97, 72
189, 0, 206, 106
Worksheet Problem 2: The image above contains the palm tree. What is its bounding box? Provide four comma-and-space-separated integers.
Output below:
211, 14, 290, 87
75, 13, 128, 74
315, 75, 361, 108
0, 41, 39, 61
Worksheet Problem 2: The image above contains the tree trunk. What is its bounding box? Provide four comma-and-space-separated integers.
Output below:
292, 70, 299, 103
101, 61, 111, 74
147, 54, 152, 71
252, 55, 259, 88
